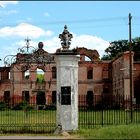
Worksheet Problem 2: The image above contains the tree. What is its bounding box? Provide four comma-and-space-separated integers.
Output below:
101, 37, 140, 61
36, 74, 45, 83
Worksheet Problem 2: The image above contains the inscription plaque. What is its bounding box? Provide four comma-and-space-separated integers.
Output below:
61, 86, 71, 105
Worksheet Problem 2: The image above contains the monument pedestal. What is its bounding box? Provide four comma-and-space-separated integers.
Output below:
56, 54, 79, 131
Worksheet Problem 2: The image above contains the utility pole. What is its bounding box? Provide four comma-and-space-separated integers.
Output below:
129, 13, 133, 122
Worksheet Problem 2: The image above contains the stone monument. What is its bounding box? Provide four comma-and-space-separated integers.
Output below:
55, 25, 79, 131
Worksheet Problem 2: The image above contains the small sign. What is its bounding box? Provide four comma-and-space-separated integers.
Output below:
61, 86, 71, 105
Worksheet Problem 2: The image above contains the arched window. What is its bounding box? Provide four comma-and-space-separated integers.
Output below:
52, 67, 56, 79
87, 67, 93, 79
85, 56, 91, 61
24, 70, 30, 79
36, 68, 45, 83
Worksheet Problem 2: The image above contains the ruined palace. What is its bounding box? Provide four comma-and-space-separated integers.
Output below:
0, 27, 140, 106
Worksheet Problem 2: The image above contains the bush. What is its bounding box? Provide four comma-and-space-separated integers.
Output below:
12, 101, 33, 110
0, 102, 7, 111
45, 105, 56, 110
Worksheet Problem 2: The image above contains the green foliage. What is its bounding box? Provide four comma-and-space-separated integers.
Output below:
0, 102, 7, 111
101, 54, 112, 60
36, 74, 45, 83
45, 105, 56, 110
12, 101, 33, 110
101, 37, 140, 61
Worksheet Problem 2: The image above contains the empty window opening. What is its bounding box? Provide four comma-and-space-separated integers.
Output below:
85, 56, 91, 61
22, 91, 30, 103
52, 67, 56, 79
8, 72, 10, 79
36, 68, 45, 83
24, 70, 30, 79
52, 91, 56, 105
36, 91, 46, 105
1, 71, 10, 80
103, 86, 109, 93
86, 91, 94, 108
87, 67, 93, 79
4, 91, 10, 103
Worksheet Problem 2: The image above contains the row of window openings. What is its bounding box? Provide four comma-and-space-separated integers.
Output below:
24, 67, 56, 80
87, 69, 109, 79
1, 68, 109, 80
0, 67, 56, 81
25, 68, 92, 80
3, 91, 57, 105
4, 91, 96, 105
0, 67, 93, 81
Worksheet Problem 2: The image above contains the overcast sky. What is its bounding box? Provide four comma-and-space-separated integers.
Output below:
0, 1, 140, 66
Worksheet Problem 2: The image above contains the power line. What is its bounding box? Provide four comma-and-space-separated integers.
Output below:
0, 16, 127, 27
0, 16, 131, 33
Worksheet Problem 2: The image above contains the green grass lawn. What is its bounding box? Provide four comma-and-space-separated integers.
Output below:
0, 110, 56, 123
72, 124, 140, 139
0, 109, 140, 134
0, 110, 56, 133
79, 110, 140, 128
0, 124, 140, 139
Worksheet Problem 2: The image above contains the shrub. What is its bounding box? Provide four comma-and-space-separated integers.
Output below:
0, 102, 7, 111
12, 101, 33, 110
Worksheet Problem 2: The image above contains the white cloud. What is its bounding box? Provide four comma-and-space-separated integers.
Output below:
46, 30, 54, 37
0, 1, 18, 8
0, 32, 109, 66
41, 34, 109, 57
43, 37, 60, 53
0, 23, 54, 38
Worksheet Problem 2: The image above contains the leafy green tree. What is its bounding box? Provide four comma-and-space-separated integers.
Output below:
101, 37, 140, 61
36, 74, 45, 83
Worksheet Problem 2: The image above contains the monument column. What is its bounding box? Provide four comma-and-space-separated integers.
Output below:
55, 25, 79, 131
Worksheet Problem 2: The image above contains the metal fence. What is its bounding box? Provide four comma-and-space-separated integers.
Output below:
0, 96, 56, 133
0, 94, 140, 133
78, 94, 140, 129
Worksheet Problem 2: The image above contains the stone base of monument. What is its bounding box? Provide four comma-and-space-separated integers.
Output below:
54, 124, 62, 135
54, 124, 70, 137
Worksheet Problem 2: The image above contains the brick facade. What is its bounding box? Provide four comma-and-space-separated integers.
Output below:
0, 44, 140, 105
